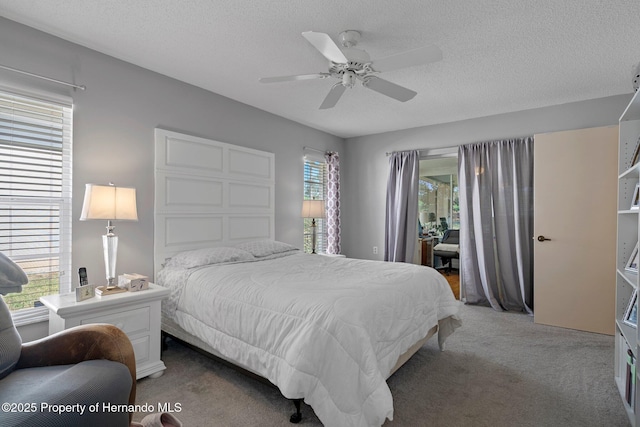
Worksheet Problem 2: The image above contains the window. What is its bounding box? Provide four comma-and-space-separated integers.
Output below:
418, 157, 459, 235
0, 89, 73, 317
303, 156, 326, 253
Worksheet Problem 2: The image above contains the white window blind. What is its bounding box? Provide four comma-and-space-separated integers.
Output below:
0, 90, 72, 313
303, 156, 326, 253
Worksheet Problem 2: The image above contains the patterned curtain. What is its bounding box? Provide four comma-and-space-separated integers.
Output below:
324, 152, 341, 254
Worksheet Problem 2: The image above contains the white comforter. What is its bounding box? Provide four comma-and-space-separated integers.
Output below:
158, 251, 460, 426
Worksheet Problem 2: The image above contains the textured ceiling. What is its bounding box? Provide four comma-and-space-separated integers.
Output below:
1, 1, 639, 138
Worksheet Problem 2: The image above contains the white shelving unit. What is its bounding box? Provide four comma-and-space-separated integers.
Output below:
615, 89, 640, 426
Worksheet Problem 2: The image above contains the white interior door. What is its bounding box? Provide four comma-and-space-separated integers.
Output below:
533, 125, 618, 335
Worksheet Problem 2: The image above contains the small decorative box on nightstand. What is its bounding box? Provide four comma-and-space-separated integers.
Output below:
40, 283, 170, 379
118, 273, 149, 292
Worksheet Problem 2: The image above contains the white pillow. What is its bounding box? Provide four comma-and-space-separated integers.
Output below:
235, 240, 298, 258
165, 247, 254, 269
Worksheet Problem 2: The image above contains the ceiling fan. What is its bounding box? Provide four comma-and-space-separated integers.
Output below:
259, 30, 442, 109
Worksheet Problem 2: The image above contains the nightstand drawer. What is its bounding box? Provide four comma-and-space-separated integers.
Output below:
82, 306, 150, 336
130, 335, 150, 364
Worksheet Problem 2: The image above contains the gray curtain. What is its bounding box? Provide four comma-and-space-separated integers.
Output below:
458, 138, 534, 313
385, 150, 419, 262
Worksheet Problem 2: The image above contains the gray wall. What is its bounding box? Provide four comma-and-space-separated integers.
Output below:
0, 17, 342, 282
341, 93, 633, 260
0, 17, 343, 338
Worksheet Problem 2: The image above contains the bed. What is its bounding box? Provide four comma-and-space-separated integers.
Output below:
153, 129, 461, 426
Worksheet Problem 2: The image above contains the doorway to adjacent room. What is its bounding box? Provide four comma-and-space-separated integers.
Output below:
417, 155, 460, 298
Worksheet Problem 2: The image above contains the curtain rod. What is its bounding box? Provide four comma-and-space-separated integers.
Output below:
0, 64, 86, 91
386, 147, 458, 157
386, 149, 425, 156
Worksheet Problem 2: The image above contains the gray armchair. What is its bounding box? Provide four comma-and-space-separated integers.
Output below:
0, 253, 136, 427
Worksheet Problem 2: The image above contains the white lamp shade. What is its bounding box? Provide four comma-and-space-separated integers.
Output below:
80, 184, 138, 221
301, 200, 325, 218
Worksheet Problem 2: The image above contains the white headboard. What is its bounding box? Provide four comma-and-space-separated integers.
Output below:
154, 129, 275, 279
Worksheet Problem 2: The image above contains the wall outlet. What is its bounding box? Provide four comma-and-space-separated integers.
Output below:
373, 246, 378, 254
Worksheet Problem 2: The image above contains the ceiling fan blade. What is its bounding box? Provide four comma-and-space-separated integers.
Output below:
259, 73, 330, 83
362, 76, 417, 102
302, 31, 348, 64
319, 84, 347, 109
371, 45, 442, 72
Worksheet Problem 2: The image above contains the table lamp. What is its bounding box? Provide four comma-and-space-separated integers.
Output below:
301, 199, 325, 254
80, 183, 138, 294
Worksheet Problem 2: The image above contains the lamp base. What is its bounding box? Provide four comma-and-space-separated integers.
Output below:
95, 285, 127, 296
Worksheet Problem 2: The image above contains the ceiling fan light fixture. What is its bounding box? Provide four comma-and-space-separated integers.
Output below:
342, 71, 356, 88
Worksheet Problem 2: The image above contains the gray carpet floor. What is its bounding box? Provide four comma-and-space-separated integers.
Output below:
134, 305, 629, 426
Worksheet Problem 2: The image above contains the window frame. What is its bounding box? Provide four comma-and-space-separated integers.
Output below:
418, 154, 460, 234
0, 87, 73, 325
303, 153, 327, 254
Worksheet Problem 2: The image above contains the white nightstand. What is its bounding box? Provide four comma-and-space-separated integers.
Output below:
39, 283, 170, 379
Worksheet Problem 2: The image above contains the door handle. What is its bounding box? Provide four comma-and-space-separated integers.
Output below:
536, 235, 551, 242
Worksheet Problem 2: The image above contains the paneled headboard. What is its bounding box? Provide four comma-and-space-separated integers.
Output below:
154, 129, 275, 279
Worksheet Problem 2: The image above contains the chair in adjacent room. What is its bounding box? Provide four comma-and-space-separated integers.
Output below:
433, 229, 460, 274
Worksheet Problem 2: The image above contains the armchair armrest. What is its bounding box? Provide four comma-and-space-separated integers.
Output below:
16, 323, 136, 412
